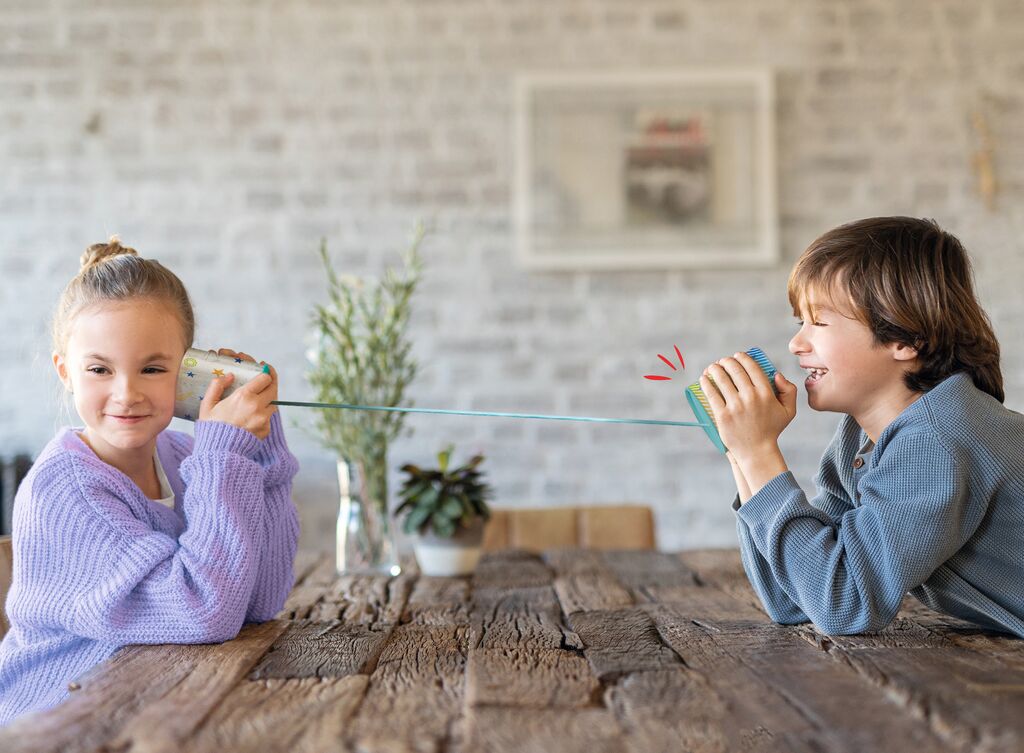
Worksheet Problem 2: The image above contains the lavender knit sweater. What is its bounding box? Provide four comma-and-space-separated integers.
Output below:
0, 412, 300, 725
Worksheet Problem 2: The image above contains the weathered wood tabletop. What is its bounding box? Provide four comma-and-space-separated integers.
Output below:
3, 548, 1023, 752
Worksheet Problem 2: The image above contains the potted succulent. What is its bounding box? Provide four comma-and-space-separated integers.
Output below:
396, 446, 492, 576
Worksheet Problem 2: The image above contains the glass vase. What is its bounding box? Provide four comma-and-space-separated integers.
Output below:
336, 455, 401, 576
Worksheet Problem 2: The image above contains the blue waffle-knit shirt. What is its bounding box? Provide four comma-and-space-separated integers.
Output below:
734, 371, 1024, 636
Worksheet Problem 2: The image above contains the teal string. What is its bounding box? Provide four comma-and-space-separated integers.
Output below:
272, 400, 710, 428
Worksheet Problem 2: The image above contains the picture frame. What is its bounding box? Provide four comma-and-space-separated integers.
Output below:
514, 69, 778, 270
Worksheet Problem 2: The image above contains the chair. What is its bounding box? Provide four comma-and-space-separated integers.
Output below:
482, 505, 655, 552
0, 535, 11, 639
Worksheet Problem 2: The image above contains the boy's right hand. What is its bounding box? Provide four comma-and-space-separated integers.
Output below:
198, 369, 276, 440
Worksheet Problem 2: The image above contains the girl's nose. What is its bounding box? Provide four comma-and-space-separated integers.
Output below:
113, 377, 145, 404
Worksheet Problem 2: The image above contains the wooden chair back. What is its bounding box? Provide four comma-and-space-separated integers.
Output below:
482, 505, 655, 551
0, 535, 12, 639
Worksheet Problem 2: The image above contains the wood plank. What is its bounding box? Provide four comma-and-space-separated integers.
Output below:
471, 584, 581, 650
681, 550, 1023, 747
403, 575, 472, 625
344, 624, 469, 752
463, 706, 626, 753
608, 668, 794, 753
302, 552, 342, 586
795, 632, 1024, 748
249, 620, 392, 679
553, 573, 634, 616
543, 547, 609, 575
473, 550, 553, 589
292, 550, 329, 587
311, 572, 413, 624
278, 554, 337, 619
547, 549, 635, 616
466, 647, 599, 708
601, 549, 691, 580
185, 675, 368, 753
0, 620, 287, 753
568, 608, 684, 680
677, 548, 770, 617
650, 609, 960, 753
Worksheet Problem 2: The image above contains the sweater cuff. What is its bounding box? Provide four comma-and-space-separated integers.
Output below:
194, 419, 262, 459
259, 411, 289, 456
735, 470, 799, 528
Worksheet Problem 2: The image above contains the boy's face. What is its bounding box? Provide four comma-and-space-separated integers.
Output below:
52, 300, 186, 466
788, 288, 918, 420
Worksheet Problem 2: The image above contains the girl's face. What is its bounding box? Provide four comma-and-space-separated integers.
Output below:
788, 288, 918, 425
53, 299, 187, 464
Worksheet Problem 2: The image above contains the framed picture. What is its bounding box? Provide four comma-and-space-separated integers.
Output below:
514, 69, 778, 270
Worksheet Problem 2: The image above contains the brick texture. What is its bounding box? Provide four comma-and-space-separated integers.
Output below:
1, 0, 1022, 552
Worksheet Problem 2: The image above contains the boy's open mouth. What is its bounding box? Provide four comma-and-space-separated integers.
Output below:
804, 367, 828, 385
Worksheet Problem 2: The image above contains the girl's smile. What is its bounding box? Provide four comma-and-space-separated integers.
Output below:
53, 299, 187, 482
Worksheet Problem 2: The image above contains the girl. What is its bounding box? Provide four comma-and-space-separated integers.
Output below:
701, 216, 1024, 637
0, 238, 300, 724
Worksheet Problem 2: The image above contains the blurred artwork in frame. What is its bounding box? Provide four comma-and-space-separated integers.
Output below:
514, 69, 778, 270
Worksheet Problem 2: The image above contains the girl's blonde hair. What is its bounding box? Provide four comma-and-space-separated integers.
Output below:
52, 236, 195, 356
788, 216, 1003, 402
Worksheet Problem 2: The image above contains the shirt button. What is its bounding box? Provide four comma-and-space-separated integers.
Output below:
853, 457, 864, 469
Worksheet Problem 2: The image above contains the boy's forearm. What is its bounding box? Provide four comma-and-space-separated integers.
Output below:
727, 452, 753, 503
733, 444, 790, 500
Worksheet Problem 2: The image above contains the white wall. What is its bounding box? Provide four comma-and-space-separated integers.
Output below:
2, 0, 1023, 551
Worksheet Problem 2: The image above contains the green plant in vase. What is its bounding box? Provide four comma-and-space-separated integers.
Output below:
307, 227, 424, 574
396, 445, 492, 576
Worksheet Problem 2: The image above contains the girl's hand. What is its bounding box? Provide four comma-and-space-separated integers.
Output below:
198, 348, 278, 440
699, 352, 798, 461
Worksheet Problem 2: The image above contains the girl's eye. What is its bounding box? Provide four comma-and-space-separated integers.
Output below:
86, 366, 108, 375
143, 367, 166, 374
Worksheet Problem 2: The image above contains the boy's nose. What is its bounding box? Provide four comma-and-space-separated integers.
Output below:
789, 331, 807, 355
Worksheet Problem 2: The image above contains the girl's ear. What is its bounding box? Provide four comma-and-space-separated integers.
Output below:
52, 352, 73, 392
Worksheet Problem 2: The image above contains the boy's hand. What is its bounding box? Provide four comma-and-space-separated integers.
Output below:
699, 352, 798, 461
198, 348, 278, 440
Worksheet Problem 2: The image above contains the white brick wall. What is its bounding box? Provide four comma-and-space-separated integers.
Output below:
2, 0, 1023, 552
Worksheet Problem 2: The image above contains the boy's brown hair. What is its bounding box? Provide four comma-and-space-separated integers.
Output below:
788, 216, 1004, 403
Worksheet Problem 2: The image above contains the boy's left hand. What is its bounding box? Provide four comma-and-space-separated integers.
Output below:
699, 352, 798, 460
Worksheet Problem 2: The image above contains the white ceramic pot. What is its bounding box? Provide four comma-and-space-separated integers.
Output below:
413, 518, 485, 577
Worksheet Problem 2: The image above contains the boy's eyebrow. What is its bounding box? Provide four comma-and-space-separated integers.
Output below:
796, 302, 836, 315
83, 352, 175, 362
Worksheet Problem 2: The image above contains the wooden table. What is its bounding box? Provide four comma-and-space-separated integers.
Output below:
3, 549, 1022, 752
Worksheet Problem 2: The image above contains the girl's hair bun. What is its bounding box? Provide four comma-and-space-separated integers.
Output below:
80, 235, 138, 272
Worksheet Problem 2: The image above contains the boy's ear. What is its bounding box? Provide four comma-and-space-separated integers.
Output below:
52, 352, 73, 392
890, 342, 919, 362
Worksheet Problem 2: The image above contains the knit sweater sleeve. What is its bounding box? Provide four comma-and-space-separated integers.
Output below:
735, 432, 979, 634
734, 506, 809, 624
244, 411, 301, 622
28, 421, 269, 645
732, 441, 854, 624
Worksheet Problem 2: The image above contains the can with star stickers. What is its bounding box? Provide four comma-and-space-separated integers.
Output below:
174, 348, 269, 421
